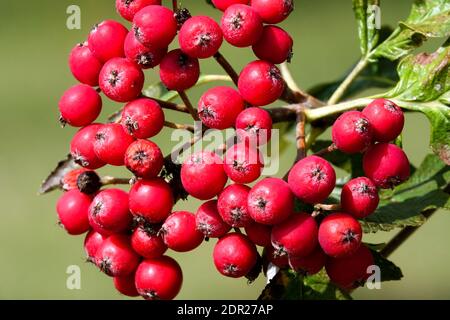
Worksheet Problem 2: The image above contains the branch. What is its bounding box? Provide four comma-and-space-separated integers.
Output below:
314, 143, 337, 157
295, 105, 306, 160
172, 0, 178, 11
214, 52, 239, 86
100, 176, 131, 186
164, 121, 195, 133
178, 91, 200, 121
153, 98, 189, 113
305, 98, 373, 121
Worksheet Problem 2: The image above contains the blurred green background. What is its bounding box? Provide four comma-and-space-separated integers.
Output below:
0, 0, 449, 299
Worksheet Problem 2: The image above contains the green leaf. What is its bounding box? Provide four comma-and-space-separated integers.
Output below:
38, 154, 78, 194
302, 270, 352, 300
370, 249, 404, 282
353, 0, 380, 56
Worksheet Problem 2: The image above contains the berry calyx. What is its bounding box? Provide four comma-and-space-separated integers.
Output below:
263, 245, 289, 268
161, 211, 204, 252
212, 0, 249, 11
88, 20, 128, 62
217, 184, 253, 228
113, 273, 139, 297
124, 139, 164, 179
70, 124, 106, 170
159, 49, 200, 91
76, 170, 102, 195
251, 0, 294, 24
289, 246, 326, 275
94, 123, 135, 166
124, 31, 168, 69
62, 168, 91, 192
56, 190, 92, 235
84, 230, 107, 263
221, 4, 263, 48
223, 143, 263, 184
235, 107, 273, 145
341, 177, 379, 219
120, 98, 165, 139
252, 25, 293, 64
116, 0, 162, 22
69, 42, 103, 86
196, 200, 231, 238
131, 224, 167, 259
245, 223, 271, 247
332, 111, 373, 154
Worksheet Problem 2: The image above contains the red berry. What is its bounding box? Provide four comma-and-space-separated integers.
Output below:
131, 224, 167, 258
221, 4, 263, 47
238, 60, 284, 106
124, 31, 167, 69
332, 111, 373, 154
213, 233, 257, 278
363, 143, 410, 189
113, 273, 139, 297
159, 49, 200, 91
62, 168, 90, 191
289, 246, 326, 275
217, 184, 253, 228
95, 234, 140, 277
88, 20, 128, 62
59, 84, 102, 127
263, 245, 289, 268
252, 25, 293, 64
70, 124, 106, 170
288, 155, 336, 204
69, 42, 103, 86
84, 230, 107, 263
251, 0, 294, 24
223, 143, 263, 184
56, 190, 92, 235
161, 211, 204, 252
198, 86, 245, 129
247, 177, 293, 225
94, 123, 135, 166
245, 223, 271, 247
362, 99, 404, 142
88, 189, 132, 235
235, 107, 272, 145
135, 256, 183, 300
99, 57, 144, 102
133, 5, 177, 49
116, 0, 162, 22
318, 213, 362, 258
212, 0, 249, 11
125, 139, 164, 178
181, 151, 228, 200
129, 178, 174, 223
120, 98, 165, 139
271, 212, 318, 257
341, 177, 379, 219
196, 200, 231, 238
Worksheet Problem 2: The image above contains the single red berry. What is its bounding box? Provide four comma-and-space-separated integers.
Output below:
84, 230, 107, 263
289, 246, 327, 275
113, 273, 139, 297
223, 143, 263, 184
251, 0, 294, 24
131, 224, 167, 259
56, 189, 92, 235
221, 4, 263, 47
93, 123, 135, 166
318, 213, 362, 258
70, 124, 106, 170
159, 49, 200, 91
212, 0, 249, 11
129, 178, 174, 223
132, 5, 177, 48
252, 25, 293, 64
181, 151, 228, 200
196, 200, 231, 238
76, 170, 102, 194
362, 99, 404, 142
288, 155, 336, 204
332, 111, 373, 154
363, 143, 410, 189
99, 57, 144, 102
326, 245, 374, 289
235, 107, 272, 145
238, 60, 284, 106
62, 168, 90, 191
96, 235, 140, 277
245, 223, 271, 247
59, 84, 102, 127
247, 178, 293, 225
124, 31, 168, 69
341, 177, 379, 219
69, 42, 103, 86
135, 256, 183, 300
263, 245, 289, 268
116, 0, 162, 22
120, 98, 165, 139
161, 211, 204, 252
124, 139, 163, 178
217, 184, 253, 228
198, 86, 245, 129
88, 20, 128, 62
271, 212, 318, 257
213, 233, 257, 278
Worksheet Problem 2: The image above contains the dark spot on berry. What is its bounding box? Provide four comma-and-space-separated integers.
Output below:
353, 182, 377, 198
197, 222, 213, 236
232, 160, 247, 173
133, 150, 148, 163
92, 201, 103, 216
108, 70, 120, 87
355, 118, 370, 134
284, 0, 295, 16
245, 124, 260, 134
91, 23, 99, 32
133, 26, 143, 41
196, 33, 212, 47
77, 42, 84, 48
95, 132, 106, 142
269, 67, 282, 81
124, 116, 139, 134
141, 290, 160, 300
311, 167, 325, 181
136, 53, 154, 67
199, 105, 216, 119
59, 115, 67, 128
385, 176, 402, 189
384, 100, 399, 113
73, 152, 89, 167
123, 0, 134, 7
99, 258, 112, 276
224, 264, 239, 276
341, 229, 358, 244
273, 245, 287, 257
178, 52, 190, 67
231, 12, 244, 29
230, 207, 245, 224
255, 197, 267, 210
77, 171, 101, 194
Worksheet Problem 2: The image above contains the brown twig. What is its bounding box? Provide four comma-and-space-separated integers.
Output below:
164, 121, 195, 133
100, 176, 131, 186
178, 91, 200, 121
315, 143, 337, 157
153, 98, 189, 113
214, 52, 239, 86
295, 105, 306, 160
172, 0, 178, 11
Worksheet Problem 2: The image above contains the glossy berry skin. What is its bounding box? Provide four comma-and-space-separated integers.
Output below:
247, 178, 293, 225
238, 60, 285, 106
245, 223, 271, 247
88, 20, 128, 62
252, 26, 293, 64
84, 230, 107, 263
129, 179, 174, 223
332, 111, 373, 154
94, 123, 135, 166
131, 225, 167, 259
221, 4, 263, 47
326, 245, 374, 290
159, 49, 200, 91
132, 5, 177, 49
124, 32, 167, 69
179, 16, 223, 59
251, 0, 294, 24
363, 143, 410, 189
288, 155, 336, 204
120, 98, 165, 139
196, 200, 231, 238
263, 245, 289, 268
161, 211, 204, 252
318, 213, 362, 258
198, 86, 245, 129
125, 139, 163, 178
95, 235, 140, 277
218, 184, 253, 228
181, 151, 228, 200
341, 177, 379, 219
56, 190, 92, 235
213, 233, 257, 278
70, 124, 106, 170
362, 99, 404, 142
99, 57, 144, 102
235, 107, 272, 145
116, 0, 162, 22
271, 212, 318, 257
289, 246, 327, 275
135, 256, 183, 300
59, 84, 102, 127
69, 42, 103, 86
88, 189, 132, 235
223, 144, 263, 184
212, 0, 248, 11
113, 273, 139, 297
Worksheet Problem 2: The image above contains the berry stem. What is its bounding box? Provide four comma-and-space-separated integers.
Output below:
153, 98, 189, 113
314, 143, 337, 157
295, 105, 306, 160
305, 97, 373, 121
214, 52, 239, 86
100, 176, 130, 186
164, 121, 195, 133
178, 91, 200, 121
172, 0, 178, 11
314, 203, 341, 212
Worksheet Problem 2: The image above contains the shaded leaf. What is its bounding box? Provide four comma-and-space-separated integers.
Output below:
371, 249, 404, 282
302, 270, 352, 300
38, 154, 78, 194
